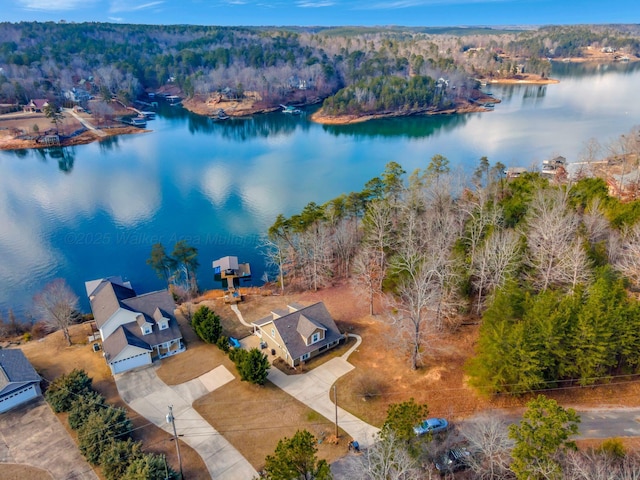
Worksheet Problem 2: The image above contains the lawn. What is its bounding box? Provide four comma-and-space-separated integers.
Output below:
193, 378, 348, 471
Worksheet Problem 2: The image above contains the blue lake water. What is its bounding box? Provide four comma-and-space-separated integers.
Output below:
1, 61, 639, 317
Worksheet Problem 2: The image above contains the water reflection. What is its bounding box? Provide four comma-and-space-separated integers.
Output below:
551, 60, 640, 77
1, 63, 640, 316
321, 112, 469, 139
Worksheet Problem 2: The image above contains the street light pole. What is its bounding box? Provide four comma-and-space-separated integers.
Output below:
167, 405, 184, 479
333, 385, 338, 439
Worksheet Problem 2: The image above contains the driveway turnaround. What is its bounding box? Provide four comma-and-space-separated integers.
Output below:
267, 334, 381, 448
115, 364, 258, 480
0, 397, 98, 479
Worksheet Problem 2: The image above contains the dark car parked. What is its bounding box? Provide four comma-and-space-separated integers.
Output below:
434, 446, 472, 475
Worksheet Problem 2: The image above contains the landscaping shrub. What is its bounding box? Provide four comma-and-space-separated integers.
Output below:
230, 347, 270, 385
191, 305, 222, 344
125, 452, 178, 480
78, 406, 132, 464
67, 391, 105, 430
216, 334, 230, 353
45, 368, 92, 413
100, 439, 144, 480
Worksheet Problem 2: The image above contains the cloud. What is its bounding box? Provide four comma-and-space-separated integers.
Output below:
16, 0, 98, 11
109, 0, 164, 13
108, 16, 124, 21
359, 0, 511, 9
296, 0, 335, 7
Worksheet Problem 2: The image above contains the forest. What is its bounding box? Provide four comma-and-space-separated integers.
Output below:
0, 22, 639, 114
264, 128, 640, 392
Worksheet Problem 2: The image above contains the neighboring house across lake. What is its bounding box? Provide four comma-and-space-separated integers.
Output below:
0, 349, 42, 413
23, 98, 50, 113
253, 302, 344, 367
85, 276, 185, 375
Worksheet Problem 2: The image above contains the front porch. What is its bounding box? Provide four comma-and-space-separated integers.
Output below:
152, 338, 185, 360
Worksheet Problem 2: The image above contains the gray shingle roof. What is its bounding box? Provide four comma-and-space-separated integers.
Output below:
296, 314, 326, 338
89, 280, 137, 329
102, 326, 152, 361
0, 349, 41, 397
86, 279, 182, 362
272, 302, 343, 360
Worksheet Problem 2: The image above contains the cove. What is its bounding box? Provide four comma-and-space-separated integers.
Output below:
1, 61, 639, 316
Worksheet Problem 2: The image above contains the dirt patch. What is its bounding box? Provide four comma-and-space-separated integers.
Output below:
0, 464, 54, 480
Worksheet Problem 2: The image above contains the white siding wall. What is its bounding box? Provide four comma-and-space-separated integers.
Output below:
100, 308, 139, 340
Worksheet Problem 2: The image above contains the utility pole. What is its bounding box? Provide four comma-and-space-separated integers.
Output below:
167, 405, 184, 479
333, 385, 338, 438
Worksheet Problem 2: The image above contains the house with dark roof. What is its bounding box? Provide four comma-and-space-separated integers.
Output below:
253, 302, 344, 367
0, 349, 42, 413
23, 98, 50, 113
85, 276, 185, 375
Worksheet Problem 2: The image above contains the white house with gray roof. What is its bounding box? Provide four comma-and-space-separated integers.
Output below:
253, 302, 344, 367
86, 276, 185, 375
0, 349, 42, 413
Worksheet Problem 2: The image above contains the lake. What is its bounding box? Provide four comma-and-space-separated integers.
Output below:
1, 61, 639, 317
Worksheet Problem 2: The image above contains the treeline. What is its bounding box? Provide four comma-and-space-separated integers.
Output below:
45, 369, 176, 479
2, 22, 638, 114
508, 25, 640, 59
266, 128, 640, 388
321, 75, 452, 116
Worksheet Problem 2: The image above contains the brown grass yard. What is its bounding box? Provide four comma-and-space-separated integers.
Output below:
193, 380, 347, 471
0, 464, 54, 480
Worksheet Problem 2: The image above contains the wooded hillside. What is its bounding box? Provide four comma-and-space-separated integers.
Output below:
0, 23, 638, 112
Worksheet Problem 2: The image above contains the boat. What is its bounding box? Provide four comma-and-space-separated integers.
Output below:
140, 111, 156, 119
121, 115, 147, 128
280, 104, 301, 115
165, 95, 182, 106
212, 108, 230, 121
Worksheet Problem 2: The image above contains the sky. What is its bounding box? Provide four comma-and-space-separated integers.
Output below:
3, 0, 639, 28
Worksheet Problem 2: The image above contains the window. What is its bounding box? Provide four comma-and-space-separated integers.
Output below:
142, 325, 151, 335
311, 332, 320, 344
301, 353, 310, 361
271, 328, 276, 338
159, 320, 169, 331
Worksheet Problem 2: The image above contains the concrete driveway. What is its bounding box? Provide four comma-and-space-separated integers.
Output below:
0, 397, 98, 479
267, 334, 381, 448
115, 364, 258, 480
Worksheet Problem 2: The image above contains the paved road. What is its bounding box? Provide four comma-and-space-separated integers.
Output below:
115, 364, 258, 480
468, 407, 640, 439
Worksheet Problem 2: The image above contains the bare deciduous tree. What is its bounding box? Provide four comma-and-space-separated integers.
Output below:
471, 227, 520, 313
345, 432, 425, 480
460, 414, 514, 480
614, 223, 640, 288
524, 189, 590, 291
33, 278, 79, 346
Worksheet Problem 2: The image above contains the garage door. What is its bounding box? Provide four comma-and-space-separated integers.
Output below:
110, 352, 151, 374
0, 384, 39, 413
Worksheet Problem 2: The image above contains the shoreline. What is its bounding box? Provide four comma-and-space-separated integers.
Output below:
0, 126, 148, 151
309, 90, 502, 126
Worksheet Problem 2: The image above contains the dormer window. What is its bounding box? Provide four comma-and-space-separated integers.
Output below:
141, 324, 152, 335
311, 332, 320, 344
158, 319, 169, 331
